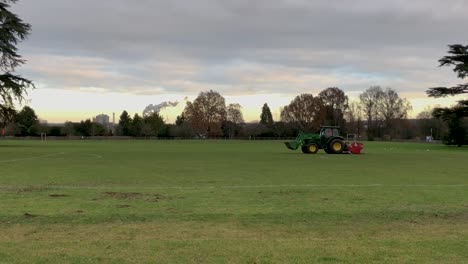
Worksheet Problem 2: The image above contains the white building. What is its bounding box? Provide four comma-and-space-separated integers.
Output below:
93, 114, 110, 125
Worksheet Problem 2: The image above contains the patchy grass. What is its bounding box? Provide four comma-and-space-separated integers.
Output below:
0, 140, 467, 263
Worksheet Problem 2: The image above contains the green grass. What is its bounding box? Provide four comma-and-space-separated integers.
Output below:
0, 140, 467, 263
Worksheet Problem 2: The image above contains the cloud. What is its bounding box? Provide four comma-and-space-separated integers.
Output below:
10, 0, 468, 100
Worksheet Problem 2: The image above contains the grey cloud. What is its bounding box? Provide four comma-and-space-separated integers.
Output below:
11, 0, 468, 96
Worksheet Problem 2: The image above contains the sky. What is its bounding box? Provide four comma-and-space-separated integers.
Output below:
10, 0, 468, 123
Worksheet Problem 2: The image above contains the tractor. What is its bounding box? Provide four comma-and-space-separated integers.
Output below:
284, 126, 363, 154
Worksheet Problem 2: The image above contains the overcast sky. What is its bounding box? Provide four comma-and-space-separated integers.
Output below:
11, 0, 468, 122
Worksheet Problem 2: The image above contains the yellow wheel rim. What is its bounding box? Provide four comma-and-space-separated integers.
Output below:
309, 145, 317, 152
332, 142, 342, 151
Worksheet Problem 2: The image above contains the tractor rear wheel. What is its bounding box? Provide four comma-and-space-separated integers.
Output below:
328, 139, 344, 154
306, 143, 318, 154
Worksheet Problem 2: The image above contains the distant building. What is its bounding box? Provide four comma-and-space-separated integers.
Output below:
92, 114, 116, 135
93, 114, 110, 125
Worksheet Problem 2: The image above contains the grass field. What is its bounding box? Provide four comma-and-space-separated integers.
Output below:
0, 140, 467, 263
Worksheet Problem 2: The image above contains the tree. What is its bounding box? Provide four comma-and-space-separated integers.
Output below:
75, 119, 93, 136
224, 103, 244, 138
433, 105, 468, 146
379, 88, 412, 136
318, 87, 349, 127
280, 94, 325, 132
227, 103, 244, 124
142, 112, 165, 137
260, 103, 274, 126
47, 126, 63, 137
0, 0, 34, 125
427, 44, 468, 98
359, 86, 384, 140
175, 114, 185, 126
15, 105, 39, 136
117, 110, 132, 136
416, 107, 446, 140
91, 122, 106, 136
426, 44, 468, 146
130, 113, 143, 137
183, 90, 226, 137
359, 86, 411, 140
61, 121, 75, 136
345, 101, 364, 138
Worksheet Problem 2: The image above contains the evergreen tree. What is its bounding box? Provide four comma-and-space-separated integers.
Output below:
0, 0, 34, 125
427, 44, 468, 146
260, 103, 273, 126
118, 110, 132, 136
15, 105, 39, 136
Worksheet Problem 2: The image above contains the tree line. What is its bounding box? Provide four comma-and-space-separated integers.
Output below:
0, 85, 438, 141
167, 87, 441, 141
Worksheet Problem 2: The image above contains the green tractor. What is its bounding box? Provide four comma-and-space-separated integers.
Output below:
285, 126, 348, 154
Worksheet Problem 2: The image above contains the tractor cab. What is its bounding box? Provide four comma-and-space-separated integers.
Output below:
319, 127, 341, 146
318, 126, 345, 153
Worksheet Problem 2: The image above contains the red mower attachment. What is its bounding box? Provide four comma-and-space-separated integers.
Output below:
345, 142, 364, 154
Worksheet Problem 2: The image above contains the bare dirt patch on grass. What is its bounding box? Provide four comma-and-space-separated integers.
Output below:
0, 186, 49, 195
23, 213, 37, 218
48, 194, 70, 198
98, 192, 176, 202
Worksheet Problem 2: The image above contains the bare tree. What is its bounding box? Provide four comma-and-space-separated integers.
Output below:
359, 86, 384, 140
227, 103, 244, 124
183, 90, 227, 137
379, 88, 412, 136
318, 87, 349, 127
345, 101, 364, 138
224, 103, 244, 138
360, 86, 412, 140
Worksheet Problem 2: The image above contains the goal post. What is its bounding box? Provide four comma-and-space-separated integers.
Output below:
40, 133, 47, 142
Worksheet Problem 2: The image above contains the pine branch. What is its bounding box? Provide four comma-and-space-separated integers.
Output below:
426, 84, 468, 97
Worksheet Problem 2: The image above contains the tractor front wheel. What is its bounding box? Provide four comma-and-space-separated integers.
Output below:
301, 145, 310, 154
328, 139, 344, 154
306, 143, 318, 154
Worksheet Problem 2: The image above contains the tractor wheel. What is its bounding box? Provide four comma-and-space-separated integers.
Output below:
328, 139, 344, 154
301, 145, 310, 154
306, 143, 318, 154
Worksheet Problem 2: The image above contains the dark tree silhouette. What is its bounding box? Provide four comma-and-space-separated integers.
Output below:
260, 103, 274, 126
427, 44, 468, 98
118, 110, 132, 136
0, 0, 34, 125
15, 105, 39, 136
130, 113, 144, 137
143, 112, 165, 137
427, 44, 468, 146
